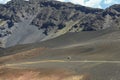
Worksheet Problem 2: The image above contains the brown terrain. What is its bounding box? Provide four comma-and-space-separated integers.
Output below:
1, 29, 120, 80
0, 68, 90, 80
1, 0, 120, 80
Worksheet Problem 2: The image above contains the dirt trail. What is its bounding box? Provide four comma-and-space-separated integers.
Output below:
3, 60, 120, 67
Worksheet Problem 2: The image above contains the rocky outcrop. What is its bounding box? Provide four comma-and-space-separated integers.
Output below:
0, 0, 120, 47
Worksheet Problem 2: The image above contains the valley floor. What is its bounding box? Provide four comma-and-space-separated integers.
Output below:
1, 30, 120, 80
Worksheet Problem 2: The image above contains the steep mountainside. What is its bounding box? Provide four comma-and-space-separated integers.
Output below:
0, 0, 120, 47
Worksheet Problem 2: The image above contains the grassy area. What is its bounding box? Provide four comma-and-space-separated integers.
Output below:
0, 20, 6, 27
53, 20, 82, 38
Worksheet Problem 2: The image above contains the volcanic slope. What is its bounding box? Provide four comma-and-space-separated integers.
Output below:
1, 29, 120, 80
1, 0, 120, 48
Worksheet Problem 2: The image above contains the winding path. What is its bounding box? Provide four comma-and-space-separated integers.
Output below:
3, 60, 120, 67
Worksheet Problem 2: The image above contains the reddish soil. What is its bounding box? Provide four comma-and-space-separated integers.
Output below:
0, 68, 90, 80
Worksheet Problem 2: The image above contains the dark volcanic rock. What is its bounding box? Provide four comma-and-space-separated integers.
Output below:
0, 0, 120, 47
